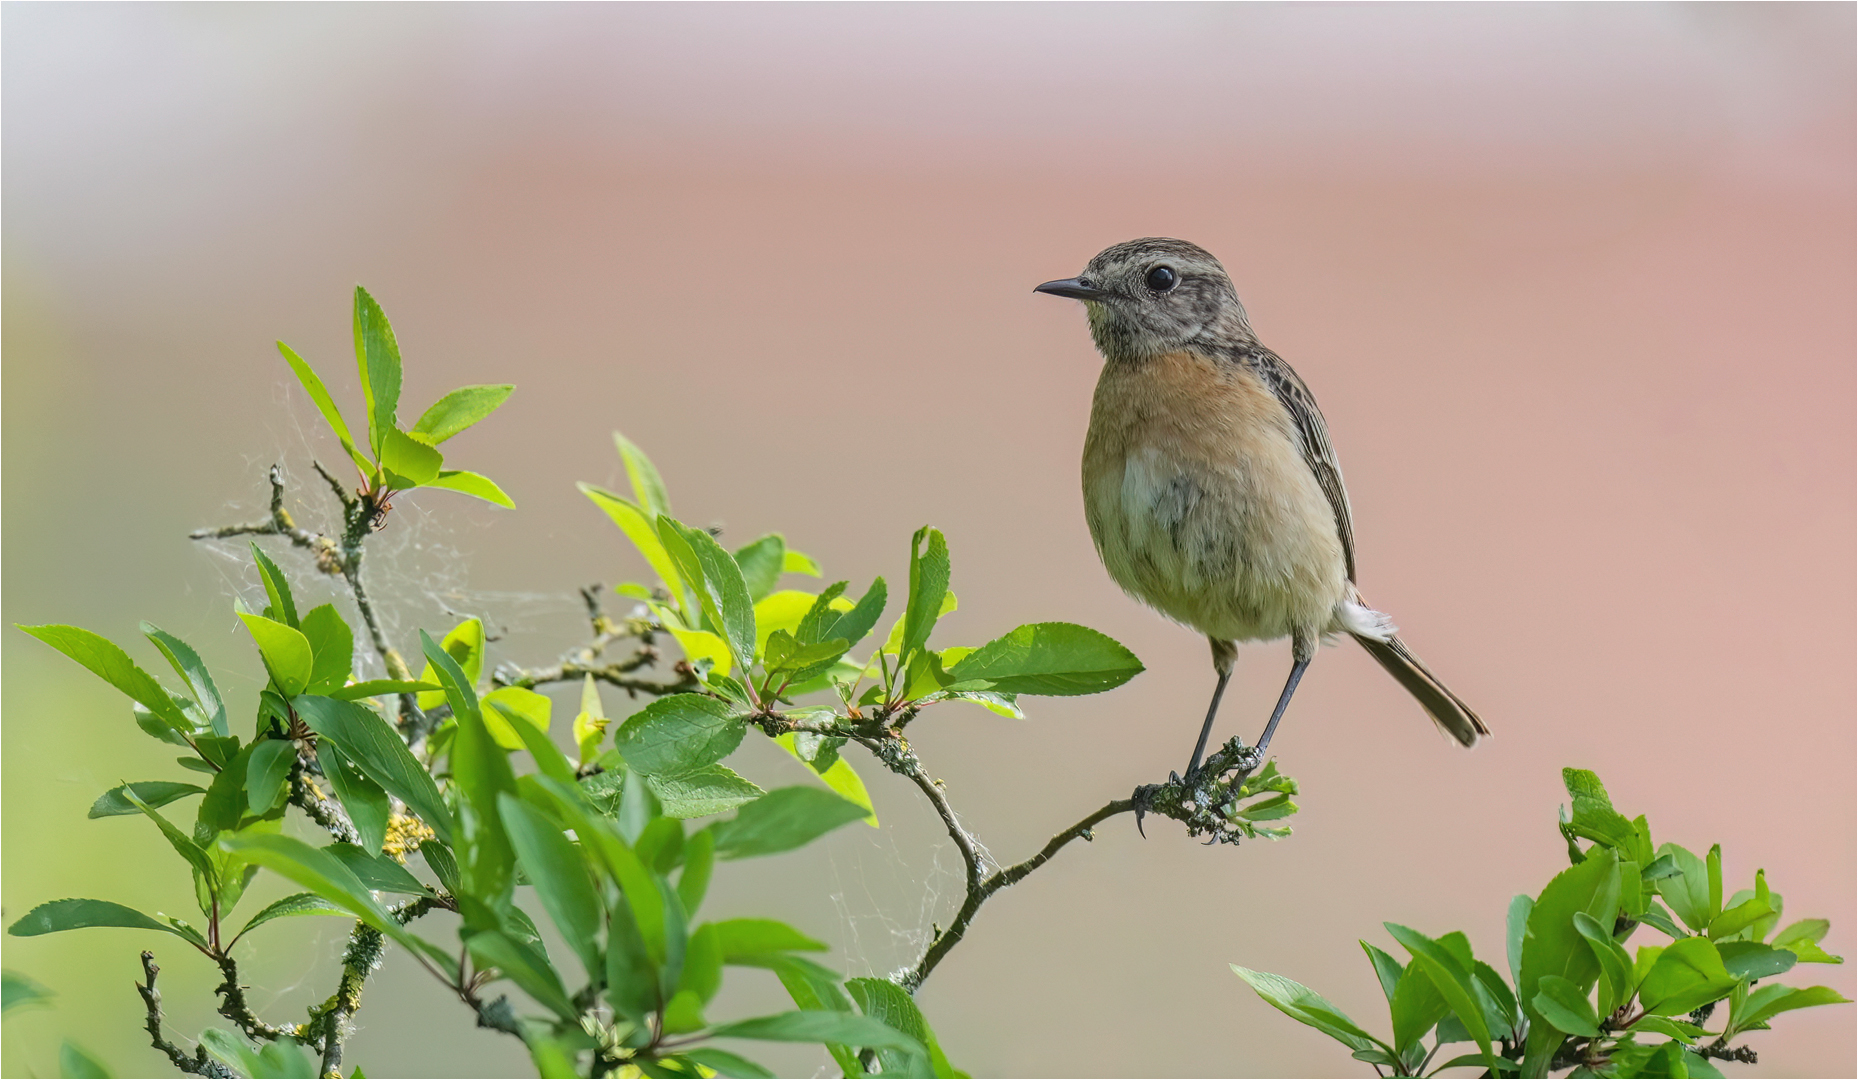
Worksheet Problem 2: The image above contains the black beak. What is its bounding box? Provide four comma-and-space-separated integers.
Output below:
1034, 278, 1108, 301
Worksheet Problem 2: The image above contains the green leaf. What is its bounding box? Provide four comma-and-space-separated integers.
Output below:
246, 739, 296, 815
238, 612, 314, 696
1360, 941, 1403, 1004
499, 794, 602, 979
1389, 959, 1448, 1052
481, 687, 551, 751
1384, 924, 1501, 1074
58, 1041, 112, 1079
141, 623, 227, 736
415, 617, 484, 712
1708, 895, 1773, 941
734, 534, 787, 602
1572, 911, 1633, 1016
425, 469, 514, 508
646, 764, 765, 819
1506, 894, 1532, 989
614, 431, 672, 516
1706, 844, 1723, 922
327, 844, 429, 895
848, 976, 966, 1078
2, 970, 53, 1015
277, 341, 372, 476
1772, 918, 1843, 963
709, 786, 869, 859
1629, 1015, 1707, 1041
1717, 941, 1797, 981
219, 833, 446, 967
120, 789, 216, 891
328, 679, 441, 701
783, 549, 821, 576
88, 781, 204, 819
1531, 974, 1601, 1037
413, 385, 514, 443
1559, 768, 1646, 860
1639, 937, 1737, 1016
1231, 966, 1386, 1055
614, 694, 747, 777
420, 840, 462, 898
710, 918, 829, 963
299, 605, 354, 695
321, 741, 390, 853
709, 1010, 928, 1061
945, 622, 1144, 696
799, 578, 887, 650
200, 1028, 264, 1078
606, 897, 658, 1025
378, 427, 443, 489
1654, 843, 1714, 934
680, 1048, 775, 1079
898, 527, 951, 671
18, 624, 192, 732
1639, 898, 1688, 940
248, 543, 300, 628
1431, 1053, 1520, 1075
317, 739, 386, 851
678, 827, 714, 915
464, 929, 577, 1020
1731, 984, 1852, 1035
429, 628, 516, 907
293, 695, 451, 844
8, 898, 197, 941
581, 484, 689, 621
679, 923, 725, 1007
1519, 848, 1621, 1074
657, 516, 757, 674
233, 893, 350, 941
774, 733, 877, 826
353, 286, 404, 457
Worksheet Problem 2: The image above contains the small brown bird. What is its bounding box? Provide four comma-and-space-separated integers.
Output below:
1037, 238, 1485, 781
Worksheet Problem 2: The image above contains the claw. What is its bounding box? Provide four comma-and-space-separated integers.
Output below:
1131, 783, 1156, 838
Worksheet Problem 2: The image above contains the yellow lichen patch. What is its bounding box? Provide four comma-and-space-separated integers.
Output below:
382, 813, 436, 864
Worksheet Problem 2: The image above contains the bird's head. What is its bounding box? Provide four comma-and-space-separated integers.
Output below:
1035, 237, 1253, 361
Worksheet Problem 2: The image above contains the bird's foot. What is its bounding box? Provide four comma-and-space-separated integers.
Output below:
1131, 782, 1163, 838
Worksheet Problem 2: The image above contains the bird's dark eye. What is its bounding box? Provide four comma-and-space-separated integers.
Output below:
1146, 266, 1177, 292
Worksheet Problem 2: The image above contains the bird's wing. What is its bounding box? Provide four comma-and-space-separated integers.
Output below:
1250, 349, 1357, 582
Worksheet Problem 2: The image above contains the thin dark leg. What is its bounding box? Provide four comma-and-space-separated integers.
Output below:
1253, 656, 1311, 759
1183, 666, 1234, 781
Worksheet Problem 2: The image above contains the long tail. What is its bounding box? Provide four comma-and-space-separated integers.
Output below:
1351, 633, 1487, 747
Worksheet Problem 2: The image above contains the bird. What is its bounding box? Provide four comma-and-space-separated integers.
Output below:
1035, 237, 1486, 784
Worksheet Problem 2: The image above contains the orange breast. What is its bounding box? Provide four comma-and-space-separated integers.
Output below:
1081, 350, 1348, 642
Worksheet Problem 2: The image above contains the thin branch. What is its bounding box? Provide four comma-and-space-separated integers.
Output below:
491, 584, 695, 696
894, 733, 1269, 992
137, 952, 238, 1079
311, 897, 446, 1079
212, 953, 293, 1044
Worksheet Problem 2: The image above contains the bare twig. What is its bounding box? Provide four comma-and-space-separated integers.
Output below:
892, 734, 1269, 992
491, 584, 696, 697
137, 952, 238, 1079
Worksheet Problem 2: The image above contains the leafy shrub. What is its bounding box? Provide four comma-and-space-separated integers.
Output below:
1233, 769, 1848, 1077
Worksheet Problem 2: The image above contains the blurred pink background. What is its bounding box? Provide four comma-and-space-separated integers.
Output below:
4, 4, 1852, 1077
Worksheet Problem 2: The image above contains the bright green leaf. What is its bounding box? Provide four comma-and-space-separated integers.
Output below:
412, 385, 513, 443
709, 787, 868, 859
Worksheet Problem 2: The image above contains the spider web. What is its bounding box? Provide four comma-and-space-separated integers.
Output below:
200, 385, 975, 996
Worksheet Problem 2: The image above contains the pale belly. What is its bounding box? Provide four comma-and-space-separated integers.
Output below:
1081, 354, 1350, 643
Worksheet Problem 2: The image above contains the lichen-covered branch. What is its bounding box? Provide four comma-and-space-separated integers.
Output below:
136, 952, 238, 1079
213, 952, 293, 1044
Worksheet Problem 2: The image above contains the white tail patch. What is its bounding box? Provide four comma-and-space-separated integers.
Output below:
1338, 600, 1397, 642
